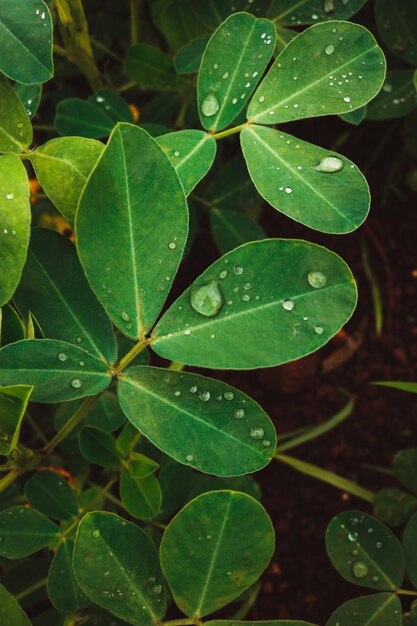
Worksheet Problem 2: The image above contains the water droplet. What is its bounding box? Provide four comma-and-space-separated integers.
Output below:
314, 325, 324, 335
224, 391, 234, 401
191, 280, 224, 317
79, 361, 85, 367
258, 95, 265, 102
121, 311, 130, 322
234, 266, 243, 275
263, 440, 271, 447
222, 71, 229, 80
168, 241, 176, 249
314, 156, 344, 173
232, 97, 238, 104
308, 271, 327, 288
153, 584, 162, 594
343, 96, 351, 103
183, 329, 191, 335
234, 409, 245, 419
6, 193, 14, 200
76, 336, 83, 344
219, 270, 228, 279
199, 391, 210, 402
282, 299, 294, 311
250, 427, 264, 440
70, 378, 82, 389
285, 187, 292, 194
325, 44, 335, 55
201, 93, 220, 117
57, 352, 67, 362
186, 454, 194, 462
174, 151, 180, 157
352, 561, 368, 579
92, 529, 101, 538
382, 83, 393, 93
189, 385, 197, 393
323, 0, 335, 13
174, 390, 181, 397
242, 294, 250, 302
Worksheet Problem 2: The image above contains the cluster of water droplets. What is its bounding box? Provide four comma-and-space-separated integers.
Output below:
2, 192, 17, 236
339, 514, 388, 585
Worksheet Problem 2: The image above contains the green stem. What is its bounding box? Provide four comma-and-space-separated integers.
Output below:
190, 194, 213, 208
15, 577, 48, 601
130, 0, 141, 45
33, 124, 56, 132
212, 122, 250, 141
0, 467, 23, 495
26, 411, 48, 445
53, 43, 70, 58
397, 589, 417, 597
162, 619, 202, 626
44, 393, 102, 455
117, 80, 137, 93
274, 453, 375, 503
114, 339, 148, 373
91, 37, 123, 62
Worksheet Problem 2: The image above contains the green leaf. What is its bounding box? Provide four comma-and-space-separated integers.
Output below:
268, 0, 367, 25
0, 583, 32, 626
117, 366, 276, 476
0, 305, 25, 347
0, 506, 59, 559
55, 99, 114, 139
207, 622, 317, 626
79, 427, 122, 468
374, 488, 417, 528
120, 470, 162, 519
14, 229, 117, 363
73, 511, 167, 626
158, 461, 195, 519
0, 385, 32, 455
47, 538, 90, 613
151, 239, 357, 369
0, 77, 33, 152
339, 104, 367, 125
187, 475, 261, 502
15, 83, 42, 119
29, 138, 104, 226
0, 0, 53, 84
55, 391, 126, 438
76, 123, 188, 340
394, 449, 417, 496
248, 21, 386, 124
88, 90, 134, 123
241, 125, 369, 234
156, 130, 216, 195
0, 339, 112, 403
325, 593, 401, 626
160, 490, 274, 617
325, 511, 404, 590
174, 35, 210, 75
190, 0, 233, 29
367, 71, 417, 120
159, 0, 207, 51
0, 154, 31, 306
404, 512, 417, 589
128, 453, 159, 478
125, 44, 188, 91
373, 381, 417, 394
274, 26, 298, 55
24, 470, 78, 521
212, 155, 259, 209
375, 0, 417, 66
197, 12, 276, 132
210, 208, 266, 254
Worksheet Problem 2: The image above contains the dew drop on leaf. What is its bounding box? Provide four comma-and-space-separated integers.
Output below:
314, 156, 344, 173
234, 409, 245, 419
70, 378, 82, 389
282, 299, 294, 311
199, 390, 211, 402
201, 94, 220, 117
352, 560, 368, 579
191, 280, 224, 317
57, 352, 67, 362
92, 529, 101, 538
308, 271, 327, 288
314, 325, 324, 335
224, 391, 234, 401
325, 44, 335, 55
250, 427, 264, 440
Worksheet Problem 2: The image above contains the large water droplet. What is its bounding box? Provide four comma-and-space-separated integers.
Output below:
92, 529, 101, 538
282, 299, 294, 311
234, 409, 245, 419
57, 352, 67, 362
308, 271, 327, 288
325, 44, 335, 55
6, 193, 14, 200
352, 561, 368, 579
191, 280, 224, 317
201, 94, 220, 117
70, 378, 82, 389
314, 156, 344, 173
250, 427, 264, 440
199, 390, 211, 402
224, 391, 234, 401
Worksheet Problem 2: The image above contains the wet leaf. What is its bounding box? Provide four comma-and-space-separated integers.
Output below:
0, 385, 32, 455
367, 71, 417, 120
47, 539, 90, 612
24, 470, 78, 521
375, 0, 417, 66
268, 0, 367, 25
120, 470, 162, 519
326, 593, 401, 626
55, 99, 114, 139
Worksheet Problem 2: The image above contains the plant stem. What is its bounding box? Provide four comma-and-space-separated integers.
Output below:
91, 37, 123, 62
33, 124, 56, 132
130, 0, 141, 45
26, 411, 48, 445
114, 339, 148, 373
117, 80, 137, 93
212, 122, 250, 141
0, 467, 23, 495
274, 453, 375, 503
14, 577, 48, 601
397, 589, 417, 597
43, 393, 102, 455
54, 0, 103, 90
162, 619, 202, 626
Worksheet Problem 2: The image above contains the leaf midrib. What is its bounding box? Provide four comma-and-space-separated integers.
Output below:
0, 19, 51, 75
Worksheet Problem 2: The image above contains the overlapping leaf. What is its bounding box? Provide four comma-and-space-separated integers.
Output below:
0, 385, 32, 455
